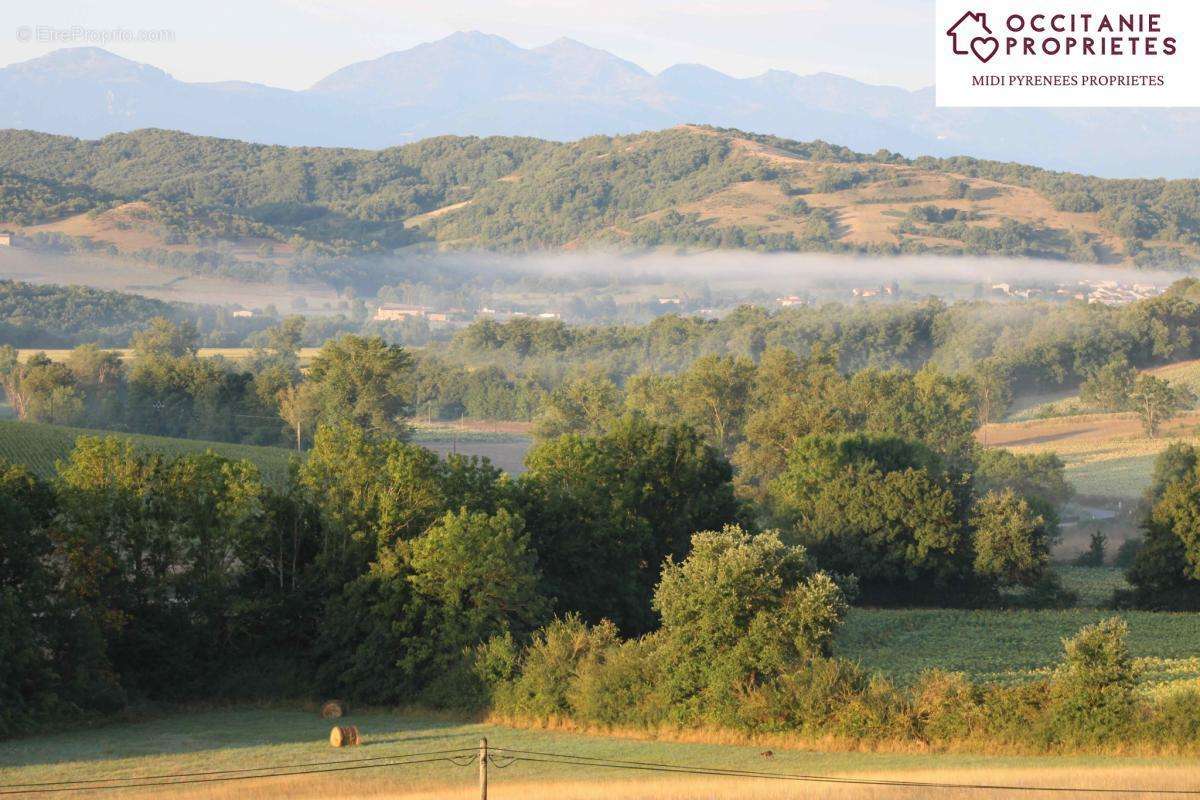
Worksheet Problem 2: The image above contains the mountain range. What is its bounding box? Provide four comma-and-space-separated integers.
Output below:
1, 32, 1197, 179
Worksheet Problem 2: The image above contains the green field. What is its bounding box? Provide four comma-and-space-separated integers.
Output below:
0, 420, 294, 488
1056, 565, 1132, 608
0, 708, 1194, 800
0, 419, 535, 487
838, 606, 1200, 691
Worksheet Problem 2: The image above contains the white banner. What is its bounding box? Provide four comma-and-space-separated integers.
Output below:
935, 0, 1200, 106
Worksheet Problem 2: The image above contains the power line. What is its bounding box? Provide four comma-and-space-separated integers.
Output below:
0, 747, 476, 789
0, 749, 477, 796
491, 748, 1200, 796
4, 741, 1198, 797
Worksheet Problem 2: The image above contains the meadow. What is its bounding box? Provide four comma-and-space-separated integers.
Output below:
2, 708, 1198, 800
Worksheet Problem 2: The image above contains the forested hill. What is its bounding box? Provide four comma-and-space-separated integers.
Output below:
0, 125, 1197, 269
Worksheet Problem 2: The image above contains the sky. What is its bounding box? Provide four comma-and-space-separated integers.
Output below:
2, 0, 936, 90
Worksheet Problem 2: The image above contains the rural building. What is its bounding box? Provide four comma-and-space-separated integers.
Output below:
232, 309, 254, 318
374, 304, 429, 321
0, 232, 12, 246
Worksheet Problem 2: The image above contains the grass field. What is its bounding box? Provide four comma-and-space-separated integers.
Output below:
838, 606, 1200, 691
2, 708, 1197, 799
0, 420, 295, 488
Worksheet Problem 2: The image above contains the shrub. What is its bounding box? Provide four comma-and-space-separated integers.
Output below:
568, 637, 663, 728
1147, 688, 1200, 746
1048, 617, 1138, 745
652, 526, 848, 726
912, 670, 985, 743
496, 614, 620, 720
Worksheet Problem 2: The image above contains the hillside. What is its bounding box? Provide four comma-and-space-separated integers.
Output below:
0, 126, 1197, 270
0, 419, 293, 487
4, 37, 1200, 178
981, 359, 1200, 501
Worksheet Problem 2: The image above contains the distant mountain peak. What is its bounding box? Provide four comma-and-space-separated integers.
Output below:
8, 46, 167, 81
0, 33, 1195, 177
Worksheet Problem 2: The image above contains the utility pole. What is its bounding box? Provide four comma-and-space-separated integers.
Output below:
478, 737, 488, 800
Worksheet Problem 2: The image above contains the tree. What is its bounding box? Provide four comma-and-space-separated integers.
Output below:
18, 355, 84, 425
533, 370, 621, 439
407, 508, 548, 647
733, 347, 853, 498
277, 382, 318, 451
1050, 617, 1137, 744
1075, 530, 1108, 567
1125, 457, 1200, 609
0, 351, 84, 424
51, 437, 267, 699
131, 317, 199, 359
770, 433, 973, 603
652, 526, 848, 723
0, 345, 26, 418
300, 423, 443, 575
306, 335, 415, 437
1128, 374, 1193, 437
974, 449, 1072, 540
850, 366, 979, 470
970, 489, 1050, 588
1080, 358, 1136, 412
520, 415, 740, 633
972, 358, 1013, 441
676, 354, 756, 452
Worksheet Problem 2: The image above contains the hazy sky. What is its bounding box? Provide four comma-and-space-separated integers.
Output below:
2, 0, 936, 89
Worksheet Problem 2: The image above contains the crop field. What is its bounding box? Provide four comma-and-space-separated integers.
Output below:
838, 605, 1200, 691
0, 420, 294, 488
2, 708, 1197, 800
1056, 565, 1132, 608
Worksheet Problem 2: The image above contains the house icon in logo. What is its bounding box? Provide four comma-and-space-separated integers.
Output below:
946, 11, 999, 63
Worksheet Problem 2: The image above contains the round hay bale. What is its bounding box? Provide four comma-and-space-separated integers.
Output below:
320, 700, 345, 719
330, 725, 360, 747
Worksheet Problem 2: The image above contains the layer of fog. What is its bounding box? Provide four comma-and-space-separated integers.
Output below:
426, 250, 1190, 291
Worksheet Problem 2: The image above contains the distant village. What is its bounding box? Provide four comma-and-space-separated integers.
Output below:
988, 280, 1165, 306
216, 277, 1173, 324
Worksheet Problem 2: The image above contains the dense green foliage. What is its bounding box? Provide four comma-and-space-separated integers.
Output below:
0, 169, 107, 225
448, 280, 1200, 402
1122, 444, 1200, 610
0, 280, 228, 348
